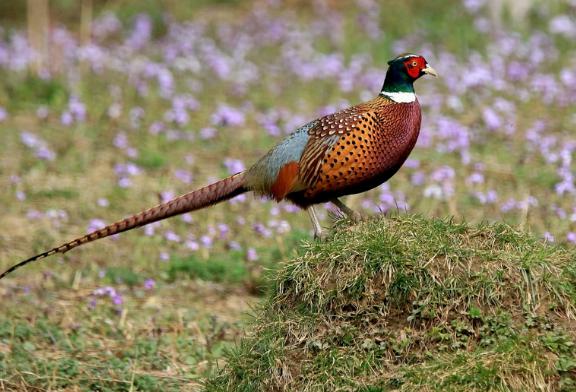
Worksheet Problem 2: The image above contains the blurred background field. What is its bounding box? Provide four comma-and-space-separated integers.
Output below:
0, 0, 574, 390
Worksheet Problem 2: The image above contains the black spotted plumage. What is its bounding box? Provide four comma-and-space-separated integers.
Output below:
285, 97, 421, 208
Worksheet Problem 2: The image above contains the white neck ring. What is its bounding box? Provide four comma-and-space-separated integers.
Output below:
380, 91, 416, 103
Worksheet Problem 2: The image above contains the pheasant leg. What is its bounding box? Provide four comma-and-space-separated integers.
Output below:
307, 206, 324, 239
331, 198, 362, 223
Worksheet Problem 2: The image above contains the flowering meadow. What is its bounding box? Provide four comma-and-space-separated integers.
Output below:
0, 0, 575, 389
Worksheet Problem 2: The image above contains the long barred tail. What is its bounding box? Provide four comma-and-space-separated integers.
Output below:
0, 173, 247, 280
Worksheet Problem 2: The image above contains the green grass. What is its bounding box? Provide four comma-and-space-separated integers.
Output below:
0, 280, 254, 391
207, 215, 576, 391
168, 253, 249, 284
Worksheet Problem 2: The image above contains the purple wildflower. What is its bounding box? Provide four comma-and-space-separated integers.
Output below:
181, 213, 193, 223
45, 209, 68, 222
549, 15, 576, 38
144, 222, 159, 236
68, 96, 87, 122
20, 131, 40, 147
199, 127, 217, 140
423, 185, 448, 200
113, 132, 130, 150
61, 111, 73, 126
92, 12, 122, 40
144, 278, 156, 290
473, 190, 498, 205
91, 286, 123, 310
211, 105, 245, 127
500, 198, 517, 213
117, 177, 132, 188
87, 219, 107, 233
114, 162, 141, 177
149, 121, 164, 135
411, 172, 425, 186
463, 0, 486, 12
20, 131, 56, 161
507, 61, 529, 81
258, 112, 282, 136
283, 204, 300, 213
200, 235, 213, 248
246, 247, 258, 262
404, 159, 420, 169
431, 166, 455, 182
185, 240, 200, 251
160, 191, 175, 203
228, 241, 242, 251
229, 193, 247, 205
217, 223, 230, 238
274, 220, 291, 234
111, 293, 123, 306
125, 13, 152, 50
482, 107, 502, 131
466, 172, 484, 185
164, 230, 181, 242
26, 209, 43, 220
130, 107, 145, 128
174, 169, 193, 184
36, 146, 57, 161
223, 158, 245, 174
126, 147, 137, 159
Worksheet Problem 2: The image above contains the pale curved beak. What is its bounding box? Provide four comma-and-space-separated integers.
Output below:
422, 65, 438, 77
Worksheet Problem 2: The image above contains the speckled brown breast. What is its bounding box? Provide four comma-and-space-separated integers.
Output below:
287, 97, 421, 207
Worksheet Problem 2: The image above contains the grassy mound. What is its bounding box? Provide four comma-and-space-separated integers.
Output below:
207, 215, 576, 391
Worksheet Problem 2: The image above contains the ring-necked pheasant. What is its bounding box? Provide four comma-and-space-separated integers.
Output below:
0, 53, 436, 280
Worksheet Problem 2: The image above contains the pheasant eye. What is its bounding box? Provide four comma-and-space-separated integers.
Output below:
411, 61, 418, 67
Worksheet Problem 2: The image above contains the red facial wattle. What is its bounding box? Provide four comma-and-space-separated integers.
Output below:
404, 57, 427, 79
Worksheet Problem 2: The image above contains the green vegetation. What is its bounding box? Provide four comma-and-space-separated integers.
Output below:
0, 0, 575, 390
208, 215, 576, 391
0, 280, 251, 391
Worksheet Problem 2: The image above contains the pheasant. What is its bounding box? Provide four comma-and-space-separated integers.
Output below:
0, 53, 436, 280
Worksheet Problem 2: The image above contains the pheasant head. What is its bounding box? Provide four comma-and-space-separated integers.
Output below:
381, 54, 438, 103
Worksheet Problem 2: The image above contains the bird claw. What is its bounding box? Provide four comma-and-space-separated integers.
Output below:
313, 231, 327, 241
330, 198, 363, 224
349, 210, 363, 223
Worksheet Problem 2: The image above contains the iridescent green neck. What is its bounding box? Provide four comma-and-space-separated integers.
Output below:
381, 71, 415, 94
380, 60, 416, 102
